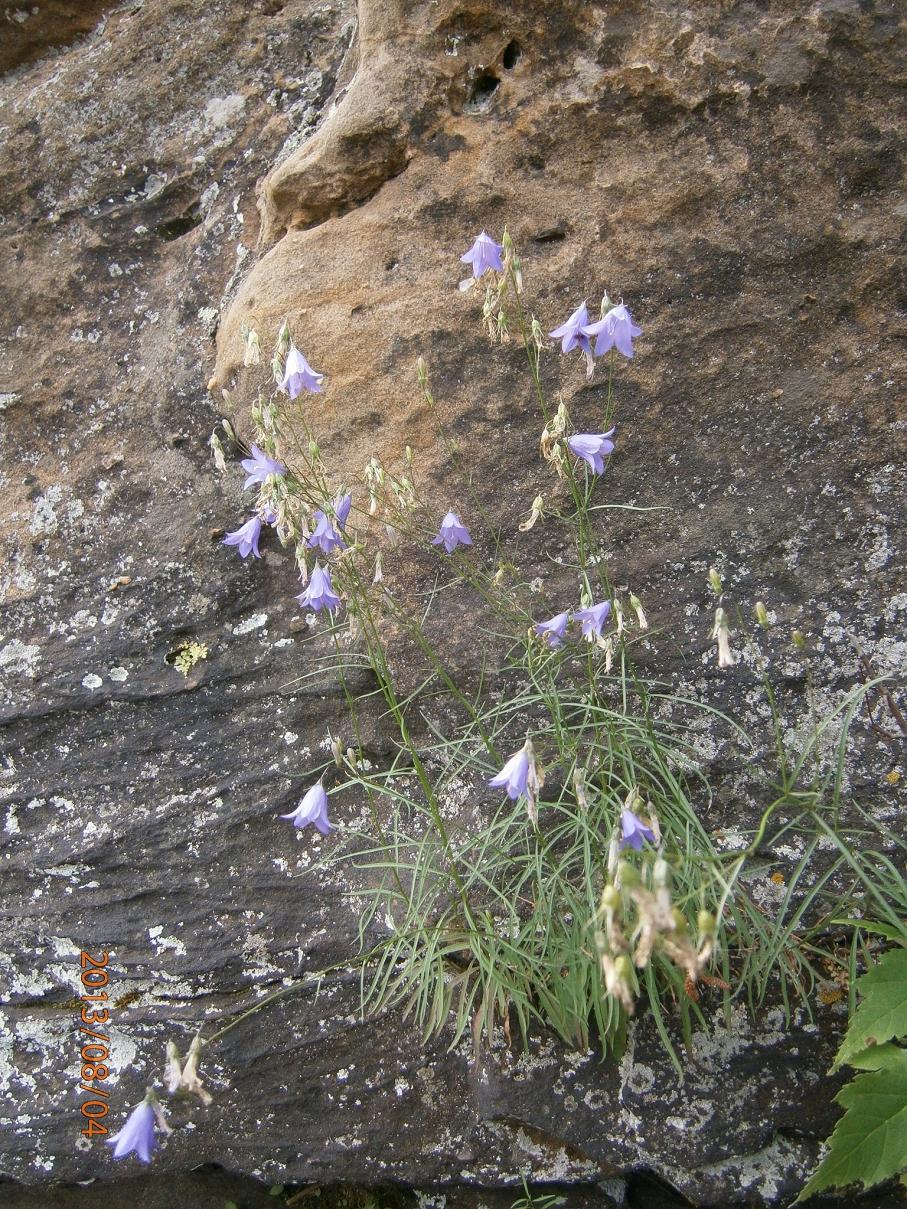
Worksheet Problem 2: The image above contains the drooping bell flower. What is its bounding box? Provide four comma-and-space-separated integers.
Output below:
459, 231, 503, 279
240, 444, 286, 488
431, 510, 472, 554
223, 515, 263, 559
279, 344, 324, 398
567, 429, 616, 475
281, 781, 332, 835
295, 562, 341, 613
583, 303, 642, 359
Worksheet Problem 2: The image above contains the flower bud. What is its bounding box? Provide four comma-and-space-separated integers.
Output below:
617, 860, 640, 888
416, 356, 427, 387
792, 629, 806, 650
599, 290, 612, 319
670, 907, 688, 934
593, 928, 608, 954
209, 432, 227, 474
502, 228, 514, 254
711, 607, 736, 669
708, 567, 723, 594
614, 954, 634, 983
755, 601, 769, 627
629, 592, 648, 630
308, 439, 320, 459
697, 910, 716, 936
530, 316, 545, 353
164, 1040, 182, 1094
600, 884, 620, 911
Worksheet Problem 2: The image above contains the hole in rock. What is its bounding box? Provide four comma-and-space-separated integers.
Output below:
465, 72, 500, 113
532, 226, 566, 243
156, 210, 202, 241
502, 39, 521, 68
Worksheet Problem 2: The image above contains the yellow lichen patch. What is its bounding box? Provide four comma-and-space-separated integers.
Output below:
167, 640, 209, 677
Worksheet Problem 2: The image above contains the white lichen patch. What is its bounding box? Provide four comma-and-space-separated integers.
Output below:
148, 926, 187, 957
0, 639, 41, 678
232, 612, 268, 635
81, 673, 103, 690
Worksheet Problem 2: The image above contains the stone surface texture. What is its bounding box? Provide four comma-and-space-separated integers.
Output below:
0, 0, 904, 1206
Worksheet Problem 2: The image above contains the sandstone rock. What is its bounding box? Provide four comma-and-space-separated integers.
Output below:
0, 1, 904, 1207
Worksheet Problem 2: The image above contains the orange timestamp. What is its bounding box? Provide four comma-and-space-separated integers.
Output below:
78, 951, 112, 1137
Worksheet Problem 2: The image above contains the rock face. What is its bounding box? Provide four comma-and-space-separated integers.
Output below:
0, 1, 904, 1207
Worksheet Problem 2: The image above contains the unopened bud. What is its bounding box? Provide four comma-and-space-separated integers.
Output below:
697, 910, 716, 936
164, 1040, 182, 1094
530, 316, 545, 353
754, 601, 768, 627
593, 928, 608, 954
308, 439, 320, 459
600, 884, 620, 911
416, 356, 427, 387
614, 954, 634, 983
670, 907, 688, 934
209, 432, 227, 473
405, 445, 414, 466
708, 567, 723, 595
502, 228, 514, 254
599, 290, 613, 319
617, 860, 640, 888
629, 592, 648, 631
712, 607, 736, 669
792, 629, 806, 650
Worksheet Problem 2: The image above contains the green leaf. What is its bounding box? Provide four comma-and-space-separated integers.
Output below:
835, 947, 907, 1069
830, 919, 907, 943
796, 1055, 907, 1200
847, 1043, 907, 1072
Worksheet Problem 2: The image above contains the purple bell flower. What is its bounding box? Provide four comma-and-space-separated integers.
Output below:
241, 444, 286, 489
488, 747, 530, 800
106, 1098, 158, 1164
620, 808, 656, 851
549, 302, 592, 356
223, 515, 263, 559
431, 510, 472, 554
534, 611, 570, 649
488, 739, 544, 822
568, 429, 616, 474
295, 562, 341, 613
460, 231, 504, 279
279, 344, 324, 398
574, 601, 611, 640
334, 492, 352, 529
306, 510, 345, 555
582, 303, 642, 359
281, 781, 332, 835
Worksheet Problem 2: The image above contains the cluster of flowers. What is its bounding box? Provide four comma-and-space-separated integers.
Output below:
534, 600, 612, 648
107, 1036, 211, 1162
223, 434, 351, 613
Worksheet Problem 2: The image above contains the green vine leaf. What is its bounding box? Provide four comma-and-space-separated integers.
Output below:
796, 1045, 907, 1201
835, 947, 907, 1069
